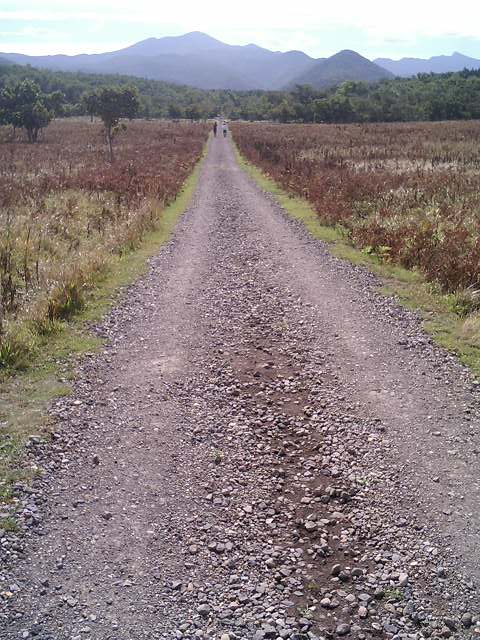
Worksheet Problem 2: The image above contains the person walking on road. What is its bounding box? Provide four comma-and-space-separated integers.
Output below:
213, 121, 218, 137
222, 121, 228, 138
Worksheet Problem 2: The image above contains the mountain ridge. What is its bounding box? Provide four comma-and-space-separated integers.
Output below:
292, 49, 393, 88
374, 51, 480, 77
2, 32, 479, 90
0, 32, 317, 90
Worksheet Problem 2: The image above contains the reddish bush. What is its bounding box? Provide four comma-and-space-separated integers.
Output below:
231, 121, 480, 292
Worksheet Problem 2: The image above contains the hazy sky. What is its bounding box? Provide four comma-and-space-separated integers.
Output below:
2, 1, 480, 59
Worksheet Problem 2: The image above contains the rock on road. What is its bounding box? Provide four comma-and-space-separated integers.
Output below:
1, 134, 479, 639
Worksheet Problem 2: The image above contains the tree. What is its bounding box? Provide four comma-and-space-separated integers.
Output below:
167, 102, 184, 119
81, 91, 97, 122
270, 98, 296, 123
86, 86, 140, 162
45, 89, 65, 116
185, 103, 202, 120
0, 79, 53, 142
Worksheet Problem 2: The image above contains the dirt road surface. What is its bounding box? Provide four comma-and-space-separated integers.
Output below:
1, 135, 479, 639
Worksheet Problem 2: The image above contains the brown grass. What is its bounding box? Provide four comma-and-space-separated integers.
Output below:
231, 121, 480, 302
0, 118, 209, 369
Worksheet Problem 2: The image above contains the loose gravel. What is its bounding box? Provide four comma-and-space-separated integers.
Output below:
0, 135, 479, 640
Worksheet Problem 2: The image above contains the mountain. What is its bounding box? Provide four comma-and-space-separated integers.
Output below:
0, 32, 395, 91
291, 50, 394, 89
375, 52, 480, 77
0, 31, 317, 91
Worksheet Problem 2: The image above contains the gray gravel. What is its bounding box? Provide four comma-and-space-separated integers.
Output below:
0, 135, 479, 639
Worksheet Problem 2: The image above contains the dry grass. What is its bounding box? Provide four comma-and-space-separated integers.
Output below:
0, 118, 209, 370
231, 121, 480, 302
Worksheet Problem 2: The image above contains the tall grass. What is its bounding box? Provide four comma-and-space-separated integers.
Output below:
231, 121, 480, 301
0, 118, 209, 370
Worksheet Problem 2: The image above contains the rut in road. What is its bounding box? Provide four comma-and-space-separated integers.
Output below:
1, 135, 479, 640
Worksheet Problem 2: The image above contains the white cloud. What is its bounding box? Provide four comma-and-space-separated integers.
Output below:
2, 1, 480, 38
3, 42, 130, 56
1, 0, 480, 57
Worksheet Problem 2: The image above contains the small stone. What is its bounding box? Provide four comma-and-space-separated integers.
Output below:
461, 613, 473, 628
444, 618, 457, 631
331, 564, 341, 577
384, 623, 399, 635
398, 573, 409, 587
336, 623, 351, 636
197, 604, 210, 617
358, 606, 368, 618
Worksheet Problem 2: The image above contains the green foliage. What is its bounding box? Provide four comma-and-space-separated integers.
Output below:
2, 59, 480, 125
0, 334, 29, 370
84, 85, 140, 161
384, 588, 404, 601
0, 79, 55, 142
87, 85, 140, 126
0, 516, 20, 533
445, 287, 480, 318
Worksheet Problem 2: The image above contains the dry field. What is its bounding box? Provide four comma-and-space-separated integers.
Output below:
0, 118, 209, 369
232, 121, 480, 309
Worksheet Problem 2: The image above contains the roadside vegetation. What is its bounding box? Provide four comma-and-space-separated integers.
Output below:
231, 120, 480, 372
0, 118, 208, 373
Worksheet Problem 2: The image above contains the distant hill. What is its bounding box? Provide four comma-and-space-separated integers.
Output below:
375, 52, 480, 77
1, 31, 397, 91
291, 50, 394, 89
0, 32, 317, 91
8, 33, 477, 91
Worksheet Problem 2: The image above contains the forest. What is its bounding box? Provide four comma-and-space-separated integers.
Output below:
1, 60, 480, 124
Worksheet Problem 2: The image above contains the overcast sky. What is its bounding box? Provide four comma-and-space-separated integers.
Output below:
2, 1, 480, 59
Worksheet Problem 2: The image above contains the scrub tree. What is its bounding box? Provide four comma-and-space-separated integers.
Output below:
85, 86, 140, 162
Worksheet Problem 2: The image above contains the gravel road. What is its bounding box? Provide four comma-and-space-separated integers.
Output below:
1, 135, 479, 640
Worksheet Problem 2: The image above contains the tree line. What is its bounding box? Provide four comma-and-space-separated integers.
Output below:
1, 60, 480, 128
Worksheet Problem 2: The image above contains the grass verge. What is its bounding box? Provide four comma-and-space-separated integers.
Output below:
235, 146, 480, 378
0, 153, 205, 501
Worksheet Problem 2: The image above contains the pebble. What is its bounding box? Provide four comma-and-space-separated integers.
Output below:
336, 623, 351, 636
